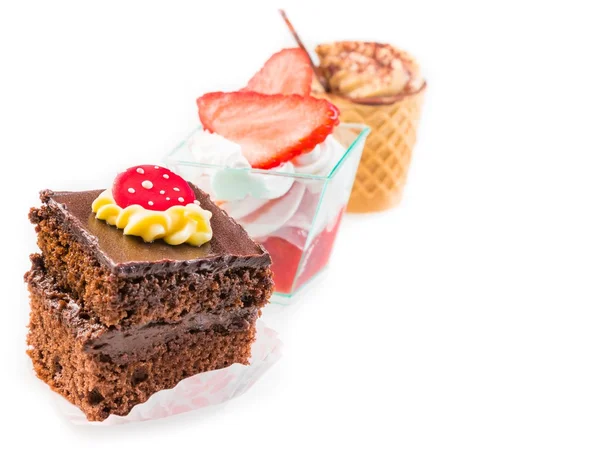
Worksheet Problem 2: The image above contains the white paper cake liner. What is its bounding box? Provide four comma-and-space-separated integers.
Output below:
54, 320, 282, 425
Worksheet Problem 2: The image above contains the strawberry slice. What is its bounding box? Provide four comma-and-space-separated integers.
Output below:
112, 165, 196, 211
243, 48, 312, 96
197, 91, 339, 170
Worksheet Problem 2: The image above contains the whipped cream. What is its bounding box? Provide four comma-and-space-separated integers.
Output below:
188, 130, 295, 201
293, 137, 341, 175
187, 128, 347, 242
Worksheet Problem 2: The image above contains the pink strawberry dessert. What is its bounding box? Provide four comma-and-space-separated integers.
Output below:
167, 48, 368, 297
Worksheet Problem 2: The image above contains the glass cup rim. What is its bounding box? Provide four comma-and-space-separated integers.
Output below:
165, 123, 370, 181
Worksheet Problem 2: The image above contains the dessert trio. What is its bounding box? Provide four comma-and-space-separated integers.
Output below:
25, 28, 425, 421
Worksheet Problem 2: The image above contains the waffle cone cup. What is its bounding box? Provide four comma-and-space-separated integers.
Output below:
321, 85, 426, 213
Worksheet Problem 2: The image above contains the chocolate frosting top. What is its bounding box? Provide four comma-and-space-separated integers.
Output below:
42, 185, 270, 277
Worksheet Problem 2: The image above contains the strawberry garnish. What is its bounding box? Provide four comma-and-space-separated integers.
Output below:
243, 48, 312, 96
112, 165, 196, 211
197, 91, 339, 170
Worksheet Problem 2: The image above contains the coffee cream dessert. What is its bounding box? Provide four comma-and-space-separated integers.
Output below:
315, 41, 424, 103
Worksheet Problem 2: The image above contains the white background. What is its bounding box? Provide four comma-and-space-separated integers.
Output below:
2, 1, 600, 464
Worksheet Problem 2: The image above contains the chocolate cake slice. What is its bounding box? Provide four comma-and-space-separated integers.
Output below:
26, 173, 274, 421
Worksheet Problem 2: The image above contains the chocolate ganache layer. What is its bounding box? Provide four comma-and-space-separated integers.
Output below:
40, 185, 270, 278
25, 256, 258, 364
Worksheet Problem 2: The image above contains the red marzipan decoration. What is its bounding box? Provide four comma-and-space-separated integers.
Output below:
112, 165, 196, 211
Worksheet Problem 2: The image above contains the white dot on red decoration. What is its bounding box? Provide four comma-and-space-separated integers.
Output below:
178, 197, 184, 202
154, 166, 159, 169
142, 180, 153, 189
163, 174, 169, 179
148, 201, 154, 206
160, 190, 165, 194
166, 197, 170, 201
128, 188, 135, 194
193, 200, 200, 205
173, 187, 180, 192
136, 168, 144, 174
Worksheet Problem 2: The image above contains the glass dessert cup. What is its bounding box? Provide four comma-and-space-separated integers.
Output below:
165, 123, 369, 303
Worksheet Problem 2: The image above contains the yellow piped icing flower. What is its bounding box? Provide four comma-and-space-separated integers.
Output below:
92, 165, 212, 246
92, 190, 212, 246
